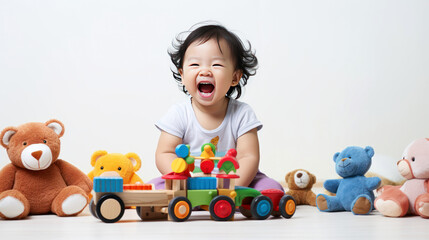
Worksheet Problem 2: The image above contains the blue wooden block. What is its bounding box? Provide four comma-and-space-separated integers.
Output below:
93, 177, 123, 192
187, 177, 216, 190
175, 144, 190, 158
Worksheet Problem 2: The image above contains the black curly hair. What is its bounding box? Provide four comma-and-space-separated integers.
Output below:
168, 24, 258, 99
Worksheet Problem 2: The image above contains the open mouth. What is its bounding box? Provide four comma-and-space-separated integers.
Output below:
198, 82, 215, 97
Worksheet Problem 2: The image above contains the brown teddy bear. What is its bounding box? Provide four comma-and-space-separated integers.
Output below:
0, 120, 93, 219
285, 169, 317, 206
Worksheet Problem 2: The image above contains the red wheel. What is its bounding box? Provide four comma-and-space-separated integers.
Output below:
209, 196, 235, 221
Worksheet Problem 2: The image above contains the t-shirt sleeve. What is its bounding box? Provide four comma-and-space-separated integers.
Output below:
155, 104, 186, 139
236, 103, 263, 138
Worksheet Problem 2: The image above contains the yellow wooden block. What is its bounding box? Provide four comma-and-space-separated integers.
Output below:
171, 158, 187, 173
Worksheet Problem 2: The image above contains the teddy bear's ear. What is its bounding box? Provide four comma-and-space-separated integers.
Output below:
125, 152, 141, 172
91, 150, 108, 167
365, 146, 375, 158
333, 152, 340, 162
0, 127, 18, 148
285, 172, 292, 183
45, 119, 65, 137
311, 173, 317, 184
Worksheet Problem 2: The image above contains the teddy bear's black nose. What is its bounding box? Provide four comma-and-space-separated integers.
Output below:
297, 173, 302, 178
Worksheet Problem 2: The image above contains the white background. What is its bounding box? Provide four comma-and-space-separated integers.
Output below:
0, 0, 428, 183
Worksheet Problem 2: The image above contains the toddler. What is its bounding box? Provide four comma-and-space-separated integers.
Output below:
149, 23, 283, 192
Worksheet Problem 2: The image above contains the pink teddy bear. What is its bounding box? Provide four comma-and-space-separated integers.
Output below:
375, 138, 429, 218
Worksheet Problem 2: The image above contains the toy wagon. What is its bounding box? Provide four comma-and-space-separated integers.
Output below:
89, 144, 296, 223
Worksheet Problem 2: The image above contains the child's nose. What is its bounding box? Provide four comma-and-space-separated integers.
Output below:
199, 68, 212, 77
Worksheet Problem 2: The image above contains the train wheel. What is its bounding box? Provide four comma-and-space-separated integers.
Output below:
96, 194, 125, 223
209, 196, 235, 221
251, 195, 273, 220
279, 195, 296, 219
136, 206, 142, 219
168, 197, 192, 222
89, 199, 98, 219
271, 211, 281, 217
239, 206, 252, 218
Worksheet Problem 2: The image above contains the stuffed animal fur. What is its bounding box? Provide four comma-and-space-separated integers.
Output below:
375, 138, 429, 218
88, 150, 143, 184
285, 169, 317, 206
0, 120, 92, 219
316, 146, 381, 215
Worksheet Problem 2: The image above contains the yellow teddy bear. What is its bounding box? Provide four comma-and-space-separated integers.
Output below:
88, 150, 143, 184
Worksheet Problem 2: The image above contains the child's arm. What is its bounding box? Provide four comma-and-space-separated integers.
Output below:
235, 128, 260, 187
155, 131, 183, 175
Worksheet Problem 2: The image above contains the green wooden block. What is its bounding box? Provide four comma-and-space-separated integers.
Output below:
187, 189, 218, 208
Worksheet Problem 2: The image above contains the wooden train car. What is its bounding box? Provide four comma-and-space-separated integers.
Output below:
89, 144, 296, 223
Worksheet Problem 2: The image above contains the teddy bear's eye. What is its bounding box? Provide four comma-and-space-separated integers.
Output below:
118, 167, 122, 171
43, 140, 47, 143
100, 166, 104, 170
411, 157, 415, 162
23, 142, 27, 146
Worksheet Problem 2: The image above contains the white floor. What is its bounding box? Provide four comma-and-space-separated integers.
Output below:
1, 203, 429, 240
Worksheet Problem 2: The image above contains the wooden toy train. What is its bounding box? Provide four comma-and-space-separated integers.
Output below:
89, 144, 296, 223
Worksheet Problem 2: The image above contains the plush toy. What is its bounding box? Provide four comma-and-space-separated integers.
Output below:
0, 120, 92, 219
375, 138, 429, 218
88, 151, 143, 184
316, 146, 381, 215
285, 169, 317, 206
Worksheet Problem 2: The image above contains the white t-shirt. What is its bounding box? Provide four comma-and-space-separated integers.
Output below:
156, 97, 263, 157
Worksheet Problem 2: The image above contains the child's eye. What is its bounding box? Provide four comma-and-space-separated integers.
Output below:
190, 63, 199, 66
213, 64, 223, 67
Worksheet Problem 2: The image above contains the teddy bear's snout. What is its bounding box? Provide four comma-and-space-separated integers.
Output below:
100, 171, 121, 177
31, 150, 43, 160
20, 143, 53, 170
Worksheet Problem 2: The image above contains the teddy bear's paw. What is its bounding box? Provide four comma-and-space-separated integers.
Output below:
375, 199, 402, 217
416, 202, 429, 218
316, 195, 328, 211
0, 196, 25, 219
352, 196, 372, 215
61, 194, 88, 215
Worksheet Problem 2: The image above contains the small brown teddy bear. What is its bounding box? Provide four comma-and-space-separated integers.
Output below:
285, 169, 317, 206
0, 120, 93, 219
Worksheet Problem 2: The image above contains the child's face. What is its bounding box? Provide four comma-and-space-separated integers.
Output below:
180, 38, 241, 107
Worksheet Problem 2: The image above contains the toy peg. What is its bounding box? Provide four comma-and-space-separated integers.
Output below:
201, 144, 215, 159
185, 156, 195, 172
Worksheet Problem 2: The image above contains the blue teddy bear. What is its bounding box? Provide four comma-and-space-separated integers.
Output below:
316, 146, 381, 215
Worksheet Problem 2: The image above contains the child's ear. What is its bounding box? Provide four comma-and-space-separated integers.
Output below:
232, 70, 242, 86
179, 68, 183, 76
